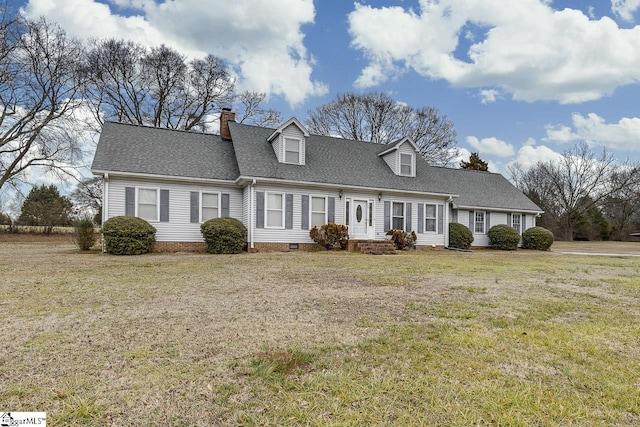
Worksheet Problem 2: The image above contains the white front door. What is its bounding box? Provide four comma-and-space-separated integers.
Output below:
351, 199, 369, 237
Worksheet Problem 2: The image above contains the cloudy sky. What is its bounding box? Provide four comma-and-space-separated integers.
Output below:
17, 0, 640, 175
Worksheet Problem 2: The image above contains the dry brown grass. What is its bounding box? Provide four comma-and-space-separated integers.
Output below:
1, 240, 639, 425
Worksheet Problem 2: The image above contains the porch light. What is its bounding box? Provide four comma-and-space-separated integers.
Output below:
339, 189, 343, 199
378, 192, 382, 201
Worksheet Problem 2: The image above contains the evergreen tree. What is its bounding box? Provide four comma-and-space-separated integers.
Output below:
18, 185, 73, 233
460, 152, 489, 171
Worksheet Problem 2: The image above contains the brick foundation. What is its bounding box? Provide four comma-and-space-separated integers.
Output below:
154, 241, 207, 253
248, 242, 325, 253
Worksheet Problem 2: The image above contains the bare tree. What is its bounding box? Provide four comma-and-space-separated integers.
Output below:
510, 142, 639, 240
234, 91, 282, 127
305, 92, 458, 166
70, 176, 102, 219
601, 168, 640, 239
0, 14, 85, 191
82, 39, 234, 132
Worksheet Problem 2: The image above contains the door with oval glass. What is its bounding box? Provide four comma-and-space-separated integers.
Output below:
351, 199, 369, 238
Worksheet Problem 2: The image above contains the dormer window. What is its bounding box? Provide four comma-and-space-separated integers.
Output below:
400, 153, 413, 176
284, 137, 301, 164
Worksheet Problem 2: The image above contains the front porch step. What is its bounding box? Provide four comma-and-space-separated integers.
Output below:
354, 240, 396, 255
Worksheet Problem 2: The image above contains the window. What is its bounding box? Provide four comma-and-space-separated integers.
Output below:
311, 196, 326, 228
284, 138, 300, 164
266, 192, 284, 228
392, 202, 404, 230
424, 204, 437, 232
474, 211, 485, 234
137, 188, 158, 221
512, 213, 521, 232
201, 192, 219, 222
400, 153, 413, 176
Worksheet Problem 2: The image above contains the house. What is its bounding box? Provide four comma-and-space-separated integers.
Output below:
91, 109, 543, 252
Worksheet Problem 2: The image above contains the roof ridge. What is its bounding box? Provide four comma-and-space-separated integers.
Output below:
105, 120, 219, 137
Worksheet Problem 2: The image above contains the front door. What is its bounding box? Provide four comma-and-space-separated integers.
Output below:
351, 199, 368, 237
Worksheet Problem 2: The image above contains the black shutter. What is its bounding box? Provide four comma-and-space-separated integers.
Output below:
221, 193, 230, 217
190, 192, 199, 223
160, 189, 169, 222
486, 212, 491, 232
285, 193, 293, 229
327, 197, 335, 223
507, 213, 512, 229
125, 187, 135, 216
417, 203, 424, 233
384, 201, 390, 231
438, 205, 444, 234
301, 195, 309, 230
522, 214, 527, 232
469, 211, 474, 232
255, 191, 264, 229
405, 202, 412, 232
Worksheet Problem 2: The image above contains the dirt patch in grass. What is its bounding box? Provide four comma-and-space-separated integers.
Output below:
1, 241, 639, 425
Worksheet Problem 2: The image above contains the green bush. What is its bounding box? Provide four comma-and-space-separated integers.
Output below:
385, 229, 417, 250
310, 222, 349, 250
488, 224, 521, 250
102, 216, 156, 255
449, 223, 474, 249
522, 226, 554, 250
0, 211, 12, 225
200, 217, 247, 254
73, 218, 97, 251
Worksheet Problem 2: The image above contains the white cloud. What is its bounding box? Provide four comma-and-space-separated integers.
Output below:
546, 113, 640, 151
612, 0, 640, 21
466, 136, 515, 157
509, 143, 564, 171
479, 89, 499, 104
348, 0, 640, 103
22, 0, 327, 106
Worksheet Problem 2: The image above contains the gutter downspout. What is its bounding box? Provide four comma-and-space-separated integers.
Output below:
102, 173, 109, 253
445, 196, 453, 248
250, 179, 256, 250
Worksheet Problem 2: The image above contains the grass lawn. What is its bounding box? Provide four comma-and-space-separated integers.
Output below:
1, 238, 639, 425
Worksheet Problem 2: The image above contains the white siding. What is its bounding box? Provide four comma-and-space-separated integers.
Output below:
382, 152, 396, 174
106, 177, 242, 242
252, 184, 343, 244
273, 123, 306, 165
453, 209, 538, 247
380, 141, 416, 176
376, 194, 448, 246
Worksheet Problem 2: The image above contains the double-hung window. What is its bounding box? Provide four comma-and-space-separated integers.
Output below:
201, 192, 219, 222
400, 153, 413, 176
137, 188, 158, 221
512, 213, 521, 232
284, 138, 301, 164
311, 196, 327, 228
474, 211, 485, 234
266, 192, 284, 228
424, 204, 437, 232
392, 202, 405, 230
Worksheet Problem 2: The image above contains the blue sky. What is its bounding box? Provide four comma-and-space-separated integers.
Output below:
15, 0, 640, 175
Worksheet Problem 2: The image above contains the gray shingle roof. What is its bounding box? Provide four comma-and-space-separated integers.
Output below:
91, 120, 541, 213
229, 121, 542, 212
91, 122, 239, 181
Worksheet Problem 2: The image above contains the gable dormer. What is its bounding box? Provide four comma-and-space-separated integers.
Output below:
267, 117, 310, 165
378, 137, 419, 177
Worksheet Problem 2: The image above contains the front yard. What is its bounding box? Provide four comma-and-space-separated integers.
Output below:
1, 239, 639, 425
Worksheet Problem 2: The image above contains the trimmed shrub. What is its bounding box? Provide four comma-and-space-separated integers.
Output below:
449, 223, 474, 249
522, 226, 554, 250
386, 229, 417, 250
102, 216, 156, 255
200, 217, 247, 254
73, 218, 97, 251
310, 222, 349, 250
488, 224, 521, 250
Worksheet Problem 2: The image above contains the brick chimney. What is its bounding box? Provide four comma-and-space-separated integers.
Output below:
220, 108, 235, 141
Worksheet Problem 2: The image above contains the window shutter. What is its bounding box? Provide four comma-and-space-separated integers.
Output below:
507, 213, 512, 228
125, 187, 135, 216
384, 201, 390, 231
438, 204, 444, 234
301, 195, 309, 230
522, 214, 527, 232
190, 192, 199, 223
327, 197, 335, 223
285, 193, 293, 229
417, 203, 424, 233
255, 191, 264, 229
221, 193, 230, 217
452, 209, 458, 223
469, 211, 474, 232
405, 202, 412, 232
160, 189, 169, 222
486, 212, 491, 232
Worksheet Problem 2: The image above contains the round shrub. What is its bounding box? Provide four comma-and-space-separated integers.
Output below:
73, 218, 97, 251
488, 224, 521, 250
522, 226, 554, 250
310, 222, 349, 250
385, 229, 417, 250
449, 222, 474, 249
102, 216, 156, 255
200, 217, 247, 254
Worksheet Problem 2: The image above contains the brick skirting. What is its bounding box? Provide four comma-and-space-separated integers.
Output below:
154, 241, 207, 252
248, 242, 325, 252
152, 241, 445, 253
